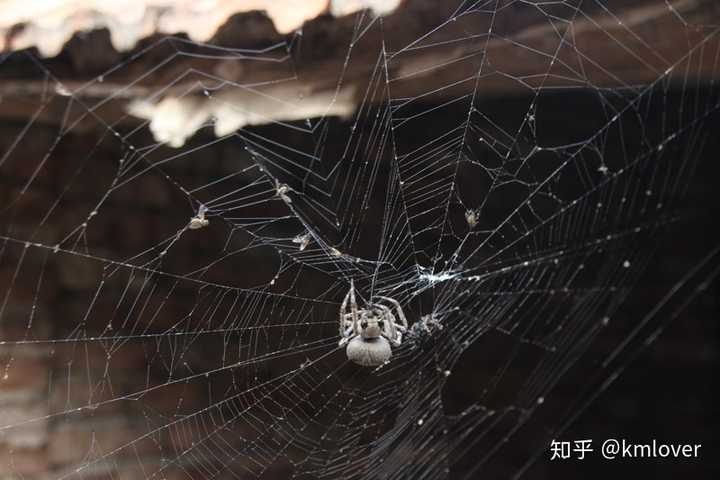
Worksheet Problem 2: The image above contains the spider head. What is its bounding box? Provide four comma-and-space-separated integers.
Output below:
359, 310, 385, 340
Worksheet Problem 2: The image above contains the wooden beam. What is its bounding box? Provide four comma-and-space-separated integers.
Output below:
0, 0, 717, 134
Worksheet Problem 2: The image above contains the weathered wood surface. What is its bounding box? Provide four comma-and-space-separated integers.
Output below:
0, 0, 404, 56
0, 0, 718, 131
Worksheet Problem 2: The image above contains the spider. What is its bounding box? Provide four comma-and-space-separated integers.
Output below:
339, 280, 408, 367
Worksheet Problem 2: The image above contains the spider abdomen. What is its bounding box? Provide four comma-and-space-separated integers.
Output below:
346, 335, 392, 366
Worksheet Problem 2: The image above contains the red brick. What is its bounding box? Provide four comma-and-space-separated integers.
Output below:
0, 355, 48, 392
0, 403, 48, 448
0, 445, 48, 475
49, 418, 159, 466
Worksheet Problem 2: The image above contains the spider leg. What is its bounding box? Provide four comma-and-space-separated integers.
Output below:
375, 296, 408, 331
340, 279, 360, 338
349, 279, 359, 336
375, 304, 401, 346
341, 313, 356, 334
339, 288, 352, 336
338, 326, 355, 346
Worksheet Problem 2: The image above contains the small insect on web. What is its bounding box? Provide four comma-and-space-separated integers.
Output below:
188, 204, 209, 229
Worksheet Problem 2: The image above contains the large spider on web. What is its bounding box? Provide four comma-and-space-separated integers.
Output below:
338, 280, 409, 367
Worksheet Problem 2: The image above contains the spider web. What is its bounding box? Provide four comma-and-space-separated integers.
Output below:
0, 1, 719, 479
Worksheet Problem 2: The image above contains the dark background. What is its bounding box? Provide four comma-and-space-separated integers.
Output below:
428, 87, 720, 479
0, 78, 718, 480
493, 89, 720, 479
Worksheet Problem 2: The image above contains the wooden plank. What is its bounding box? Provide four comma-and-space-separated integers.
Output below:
0, 0, 717, 131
